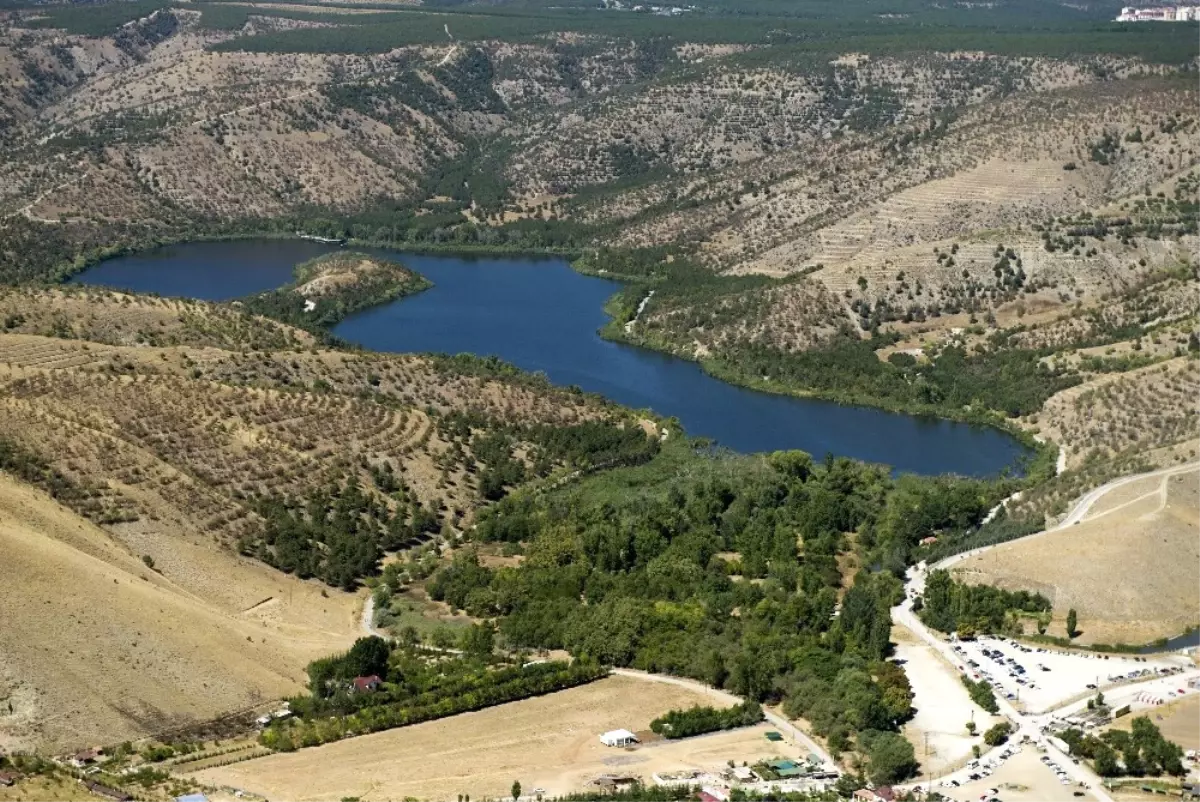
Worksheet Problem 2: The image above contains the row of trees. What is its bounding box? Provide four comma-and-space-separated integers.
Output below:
264, 637, 608, 751
649, 701, 764, 738
960, 676, 999, 714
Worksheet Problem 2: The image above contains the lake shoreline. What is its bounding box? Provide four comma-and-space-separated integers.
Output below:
69, 238, 1039, 477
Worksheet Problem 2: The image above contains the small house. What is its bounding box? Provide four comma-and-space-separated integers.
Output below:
919, 536, 938, 546
352, 675, 383, 693
69, 748, 102, 768
599, 729, 638, 747
0, 772, 18, 787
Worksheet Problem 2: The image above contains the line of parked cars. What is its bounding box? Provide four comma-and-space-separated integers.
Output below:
1040, 753, 1080, 786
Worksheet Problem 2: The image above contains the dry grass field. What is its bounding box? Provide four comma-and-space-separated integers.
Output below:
1105, 695, 1200, 752
952, 467, 1200, 646
0, 776, 107, 802
0, 472, 359, 753
189, 675, 798, 800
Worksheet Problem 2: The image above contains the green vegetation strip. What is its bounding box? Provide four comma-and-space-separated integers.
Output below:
262, 637, 608, 751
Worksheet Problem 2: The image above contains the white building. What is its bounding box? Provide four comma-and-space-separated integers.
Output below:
599, 728, 639, 747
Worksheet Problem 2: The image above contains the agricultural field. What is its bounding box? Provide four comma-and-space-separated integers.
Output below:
951, 467, 1200, 647
188, 675, 796, 800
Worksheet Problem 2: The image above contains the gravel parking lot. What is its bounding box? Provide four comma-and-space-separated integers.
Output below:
950, 635, 1180, 713
934, 746, 1089, 802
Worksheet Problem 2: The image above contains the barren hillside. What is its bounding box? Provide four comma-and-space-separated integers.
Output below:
0, 470, 359, 753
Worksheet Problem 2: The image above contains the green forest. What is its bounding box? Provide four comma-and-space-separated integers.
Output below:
419, 439, 1017, 781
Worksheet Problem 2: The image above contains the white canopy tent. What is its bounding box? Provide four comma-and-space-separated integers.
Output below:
599, 728, 638, 747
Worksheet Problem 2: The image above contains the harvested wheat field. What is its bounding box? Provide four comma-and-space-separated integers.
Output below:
190, 675, 802, 801
0, 474, 359, 753
952, 467, 1199, 646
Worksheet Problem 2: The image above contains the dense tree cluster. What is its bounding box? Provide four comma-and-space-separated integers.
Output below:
961, 676, 1000, 714
1061, 717, 1186, 777
919, 569, 1050, 637
650, 701, 764, 738
425, 444, 1008, 774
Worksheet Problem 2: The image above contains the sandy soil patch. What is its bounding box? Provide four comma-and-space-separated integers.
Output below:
0, 776, 106, 801
894, 626, 1000, 776
952, 468, 1199, 647
189, 676, 802, 800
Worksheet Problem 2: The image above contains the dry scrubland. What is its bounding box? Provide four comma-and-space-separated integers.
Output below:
190, 675, 794, 800
952, 468, 1200, 646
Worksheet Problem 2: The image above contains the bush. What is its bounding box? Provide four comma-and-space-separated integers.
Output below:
984, 721, 1013, 746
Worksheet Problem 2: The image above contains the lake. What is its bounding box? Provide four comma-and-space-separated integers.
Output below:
72, 240, 1032, 476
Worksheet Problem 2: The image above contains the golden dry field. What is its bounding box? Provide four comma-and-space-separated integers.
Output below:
189, 675, 797, 800
952, 467, 1199, 646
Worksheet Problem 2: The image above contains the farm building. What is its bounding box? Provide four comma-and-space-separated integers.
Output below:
0, 772, 17, 787
353, 675, 383, 693
69, 748, 103, 768
599, 729, 638, 747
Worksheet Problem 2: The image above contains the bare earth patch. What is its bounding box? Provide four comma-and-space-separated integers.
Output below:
894, 625, 1001, 777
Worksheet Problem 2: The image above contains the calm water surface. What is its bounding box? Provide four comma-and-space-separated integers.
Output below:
73, 240, 1031, 476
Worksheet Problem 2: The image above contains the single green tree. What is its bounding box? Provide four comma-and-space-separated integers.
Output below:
511, 780, 521, 800
1067, 608, 1078, 638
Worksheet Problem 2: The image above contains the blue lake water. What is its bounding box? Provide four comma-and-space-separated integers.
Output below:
72, 240, 1032, 476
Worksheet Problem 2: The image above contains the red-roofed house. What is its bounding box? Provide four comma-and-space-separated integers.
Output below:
853, 788, 895, 802
352, 675, 382, 693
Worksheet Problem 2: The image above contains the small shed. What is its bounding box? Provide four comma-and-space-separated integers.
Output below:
0, 772, 18, 788
599, 729, 638, 747
175, 794, 210, 802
